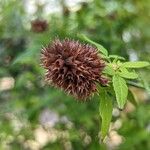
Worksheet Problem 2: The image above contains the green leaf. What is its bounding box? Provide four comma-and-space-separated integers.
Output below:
78, 34, 108, 56
122, 61, 150, 68
127, 81, 144, 89
118, 68, 138, 79
103, 65, 115, 76
128, 89, 138, 106
12, 45, 39, 65
109, 55, 125, 60
142, 79, 150, 95
99, 90, 113, 140
113, 74, 128, 109
12, 34, 50, 65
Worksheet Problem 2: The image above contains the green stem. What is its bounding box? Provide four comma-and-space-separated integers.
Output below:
127, 81, 144, 89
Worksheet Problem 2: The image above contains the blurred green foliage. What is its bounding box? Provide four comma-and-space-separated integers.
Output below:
0, 0, 150, 149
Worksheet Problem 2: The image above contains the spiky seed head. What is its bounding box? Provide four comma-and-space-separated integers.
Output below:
41, 39, 108, 100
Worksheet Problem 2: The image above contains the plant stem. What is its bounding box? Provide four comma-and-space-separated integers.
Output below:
127, 81, 144, 89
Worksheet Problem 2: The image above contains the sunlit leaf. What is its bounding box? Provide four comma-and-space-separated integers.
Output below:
78, 34, 108, 56
109, 55, 125, 60
103, 65, 115, 76
113, 74, 128, 109
99, 90, 113, 140
122, 61, 150, 68
118, 68, 138, 79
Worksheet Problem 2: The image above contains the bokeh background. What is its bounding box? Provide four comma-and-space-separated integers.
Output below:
0, 0, 150, 149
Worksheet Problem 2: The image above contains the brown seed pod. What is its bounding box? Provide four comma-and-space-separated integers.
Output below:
31, 19, 48, 33
41, 39, 108, 100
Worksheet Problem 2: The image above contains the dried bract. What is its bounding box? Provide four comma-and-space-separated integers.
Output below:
41, 39, 108, 100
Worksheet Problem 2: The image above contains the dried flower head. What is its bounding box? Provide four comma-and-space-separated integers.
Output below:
31, 19, 48, 33
41, 39, 108, 100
